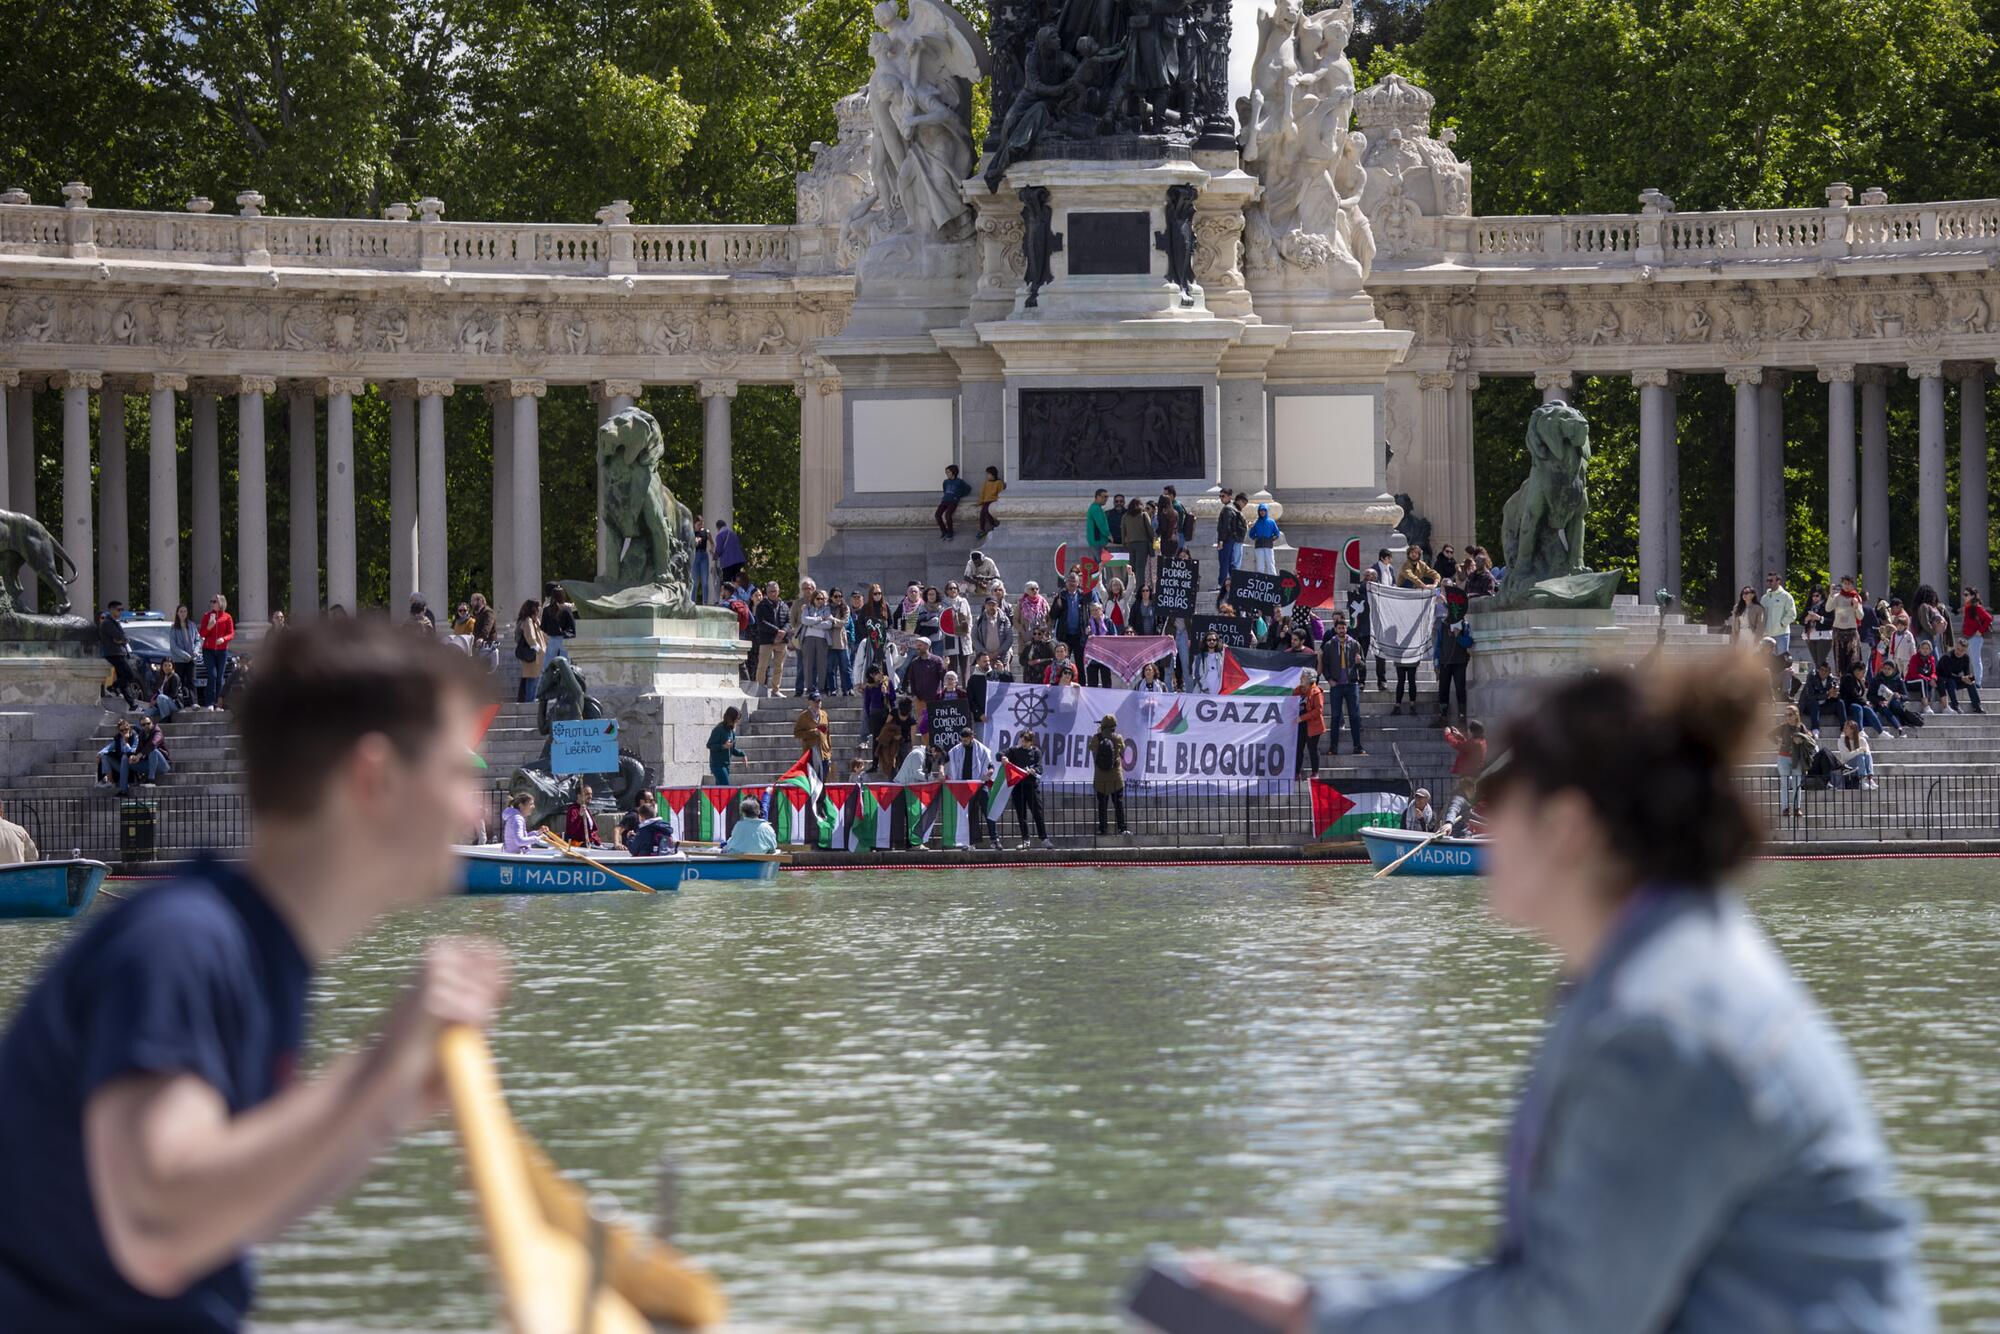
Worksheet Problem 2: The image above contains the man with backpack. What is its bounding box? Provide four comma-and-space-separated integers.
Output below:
1092, 714, 1132, 839
1214, 488, 1246, 600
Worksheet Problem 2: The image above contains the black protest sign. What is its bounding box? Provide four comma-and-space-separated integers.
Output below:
1192, 614, 1253, 647
1155, 559, 1199, 615
1228, 568, 1285, 609
926, 697, 973, 741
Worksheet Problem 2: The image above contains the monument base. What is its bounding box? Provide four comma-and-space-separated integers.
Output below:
1465, 607, 1628, 721
0, 643, 120, 781
566, 610, 751, 786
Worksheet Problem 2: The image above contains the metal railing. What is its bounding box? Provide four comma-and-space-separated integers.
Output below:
12, 771, 1994, 871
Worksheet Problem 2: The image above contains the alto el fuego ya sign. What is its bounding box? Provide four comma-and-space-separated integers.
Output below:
981, 683, 1299, 787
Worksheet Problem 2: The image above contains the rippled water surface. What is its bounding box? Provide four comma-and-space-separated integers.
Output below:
2, 862, 1995, 1331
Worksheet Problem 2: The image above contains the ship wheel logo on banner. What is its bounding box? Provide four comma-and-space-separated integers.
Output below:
1008, 690, 1052, 730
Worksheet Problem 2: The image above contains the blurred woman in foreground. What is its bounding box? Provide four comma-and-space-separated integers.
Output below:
1190, 656, 1930, 1333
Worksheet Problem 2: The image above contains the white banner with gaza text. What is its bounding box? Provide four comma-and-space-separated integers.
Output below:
980, 682, 1297, 788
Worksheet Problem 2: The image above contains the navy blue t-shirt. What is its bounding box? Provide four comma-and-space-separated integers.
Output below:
0, 859, 311, 1331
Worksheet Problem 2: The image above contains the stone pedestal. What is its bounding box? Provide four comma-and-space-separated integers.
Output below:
566, 611, 750, 786
0, 643, 119, 780
1464, 607, 1628, 721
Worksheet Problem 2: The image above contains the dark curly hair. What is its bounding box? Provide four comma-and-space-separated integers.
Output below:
1483, 656, 1768, 889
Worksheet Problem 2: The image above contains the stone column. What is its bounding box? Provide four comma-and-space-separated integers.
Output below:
0, 371, 17, 515
190, 385, 221, 609
236, 376, 276, 626
1662, 374, 1681, 600
486, 384, 514, 613
1726, 367, 1764, 598
1534, 370, 1573, 405
323, 378, 362, 614
1757, 371, 1786, 578
1634, 370, 1673, 599
700, 379, 738, 529
510, 380, 546, 608
1417, 371, 1457, 548
1858, 366, 1891, 598
387, 384, 417, 608
1447, 372, 1480, 552
1911, 361, 1947, 595
797, 364, 845, 569
98, 382, 129, 609
594, 379, 642, 578
5, 379, 31, 543
60, 371, 102, 613
286, 386, 319, 614
147, 374, 186, 614
1819, 365, 1857, 585
1958, 364, 1990, 601
416, 379, 454, 604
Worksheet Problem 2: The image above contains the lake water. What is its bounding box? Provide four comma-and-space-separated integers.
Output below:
2, 861, 1995, 1331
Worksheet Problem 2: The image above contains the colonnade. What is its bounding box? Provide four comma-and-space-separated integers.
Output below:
1417, 361, 1993, 606
0, 370, 746, 627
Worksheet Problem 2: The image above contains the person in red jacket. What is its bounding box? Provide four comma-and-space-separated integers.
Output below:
196, 594, 237, 709
1963, 588, 1992, 689
562, 784, 601, 846
1442, 719, 1488, 833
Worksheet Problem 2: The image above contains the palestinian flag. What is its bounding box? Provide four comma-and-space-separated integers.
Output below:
939, 780, 984, 848
821, 784, 855, 850
656, 787, 698, 842
771, 751, 823, 846
1311, 779, 1411, 838
986, 758, 1031, 820
855, 784, 897, 851
1221, 646, 1314, 696
903, 780, 941, 846
695, 787, 737, 841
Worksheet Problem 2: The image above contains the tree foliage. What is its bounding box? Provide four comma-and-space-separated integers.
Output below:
1367, 0, 1999, 613
0, 0, 889, 607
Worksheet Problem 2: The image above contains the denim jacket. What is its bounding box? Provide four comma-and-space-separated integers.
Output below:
1313, 890, 1930, 1333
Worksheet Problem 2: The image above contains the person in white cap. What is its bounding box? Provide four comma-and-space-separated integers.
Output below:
1402, 787, 1442, 833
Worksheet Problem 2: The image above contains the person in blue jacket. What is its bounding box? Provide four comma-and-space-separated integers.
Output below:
1247, 504, 1282, 574
1186, 654, 1930, 1334
935, 464, 973, 543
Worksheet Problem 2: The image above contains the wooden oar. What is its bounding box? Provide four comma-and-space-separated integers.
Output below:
1371, 824, 1454, 879
438, 1025, 652, 1334
542, 831, 655, 894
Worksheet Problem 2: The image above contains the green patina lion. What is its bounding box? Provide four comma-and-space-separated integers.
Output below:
562, 408, 699, 618
1496, 401, 1620, 610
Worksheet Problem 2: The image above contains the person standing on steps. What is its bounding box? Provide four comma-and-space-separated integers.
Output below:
1214, 487, 1246, 600
538, 584, 576, 662
707, 707, 747, 786
1001, 731, 1052, 850
1247, 504, 1281, 575
976, 466, 1006, 539
690, 516, 711, 606
1121, 497, 1154, 593
794, 691, 832, 779
1092, 715, 1131, 839
711, 519, 746, 589
196, 594, 236, 711
99, 601, 144, 711
1318, 614, 1367, 757
945, 726, 999, 851
1086, 488, 1115, 565
936, 464, 972, 543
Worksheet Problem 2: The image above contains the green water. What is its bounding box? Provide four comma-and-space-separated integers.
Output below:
2, 863, 1995, 1331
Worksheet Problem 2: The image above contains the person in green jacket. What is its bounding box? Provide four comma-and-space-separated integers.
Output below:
707, 707, 746, 784
1085, 488, 1113, 560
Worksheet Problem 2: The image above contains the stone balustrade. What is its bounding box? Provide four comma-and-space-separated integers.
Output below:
0, 191, 840, 277
7, 183, 1999, 281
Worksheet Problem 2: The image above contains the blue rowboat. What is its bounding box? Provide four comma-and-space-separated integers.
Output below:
0, 859, 110, 918
455, 846, 778, 895
1359, 826, 1488, 877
